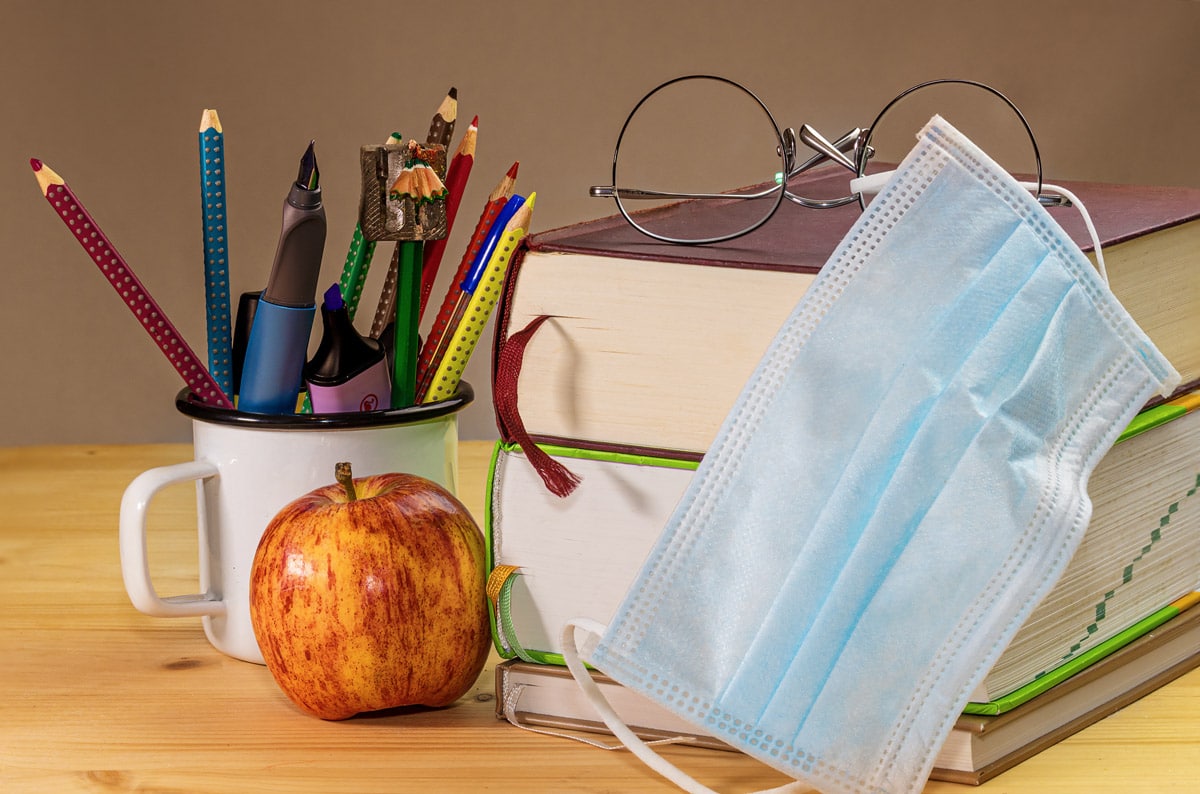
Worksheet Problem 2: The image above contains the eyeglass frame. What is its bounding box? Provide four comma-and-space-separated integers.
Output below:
590, 74, 1066, 245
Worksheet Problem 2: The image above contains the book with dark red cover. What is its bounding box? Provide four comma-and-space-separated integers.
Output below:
493, 166, 1200, 459
524, 166, 1200, 267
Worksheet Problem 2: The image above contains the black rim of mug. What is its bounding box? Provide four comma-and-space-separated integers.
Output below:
174, 381, 474, 429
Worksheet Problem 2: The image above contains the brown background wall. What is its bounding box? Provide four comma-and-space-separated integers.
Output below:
3, 0, 1197, 445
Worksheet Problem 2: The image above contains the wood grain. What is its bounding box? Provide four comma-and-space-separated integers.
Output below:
1, 442, 1196, 792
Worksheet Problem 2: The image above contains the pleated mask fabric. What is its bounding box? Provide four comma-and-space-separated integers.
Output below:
562, 115, 1181, 794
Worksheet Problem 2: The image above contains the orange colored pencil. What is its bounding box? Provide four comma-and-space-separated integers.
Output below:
415, 161, 518, 388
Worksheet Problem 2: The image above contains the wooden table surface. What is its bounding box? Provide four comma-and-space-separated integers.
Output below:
2, 442, 1198, 793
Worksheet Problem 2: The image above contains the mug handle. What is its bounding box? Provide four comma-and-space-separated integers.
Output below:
119, 460, 225, 618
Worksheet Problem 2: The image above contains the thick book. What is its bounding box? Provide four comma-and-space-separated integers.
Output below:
486, 392, 1200, 706
493, 167, 1200, 454
495, 595, 1200, 785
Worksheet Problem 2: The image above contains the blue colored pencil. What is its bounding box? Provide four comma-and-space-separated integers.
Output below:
199, 109, 234, 397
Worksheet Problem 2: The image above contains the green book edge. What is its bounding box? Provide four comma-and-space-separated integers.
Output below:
484, 440, 506, 657
485, 398, 1198, 685
484, 440, 699, 663
1115, 402, 1187, 444
963, 597, 1193, 715
498, 440, 702, 470
966, 397, 1197, 714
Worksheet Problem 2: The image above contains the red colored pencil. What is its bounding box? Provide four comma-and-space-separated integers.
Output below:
415, 161, 518, 390
31, 158, 233, 408
418, 115, 478, 321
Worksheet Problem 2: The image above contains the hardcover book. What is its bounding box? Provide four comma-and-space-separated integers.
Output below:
486, 169, 1200, 783
486, 394, 1200, 706
495, 596, 1200, 785
494, 168, 1200, 455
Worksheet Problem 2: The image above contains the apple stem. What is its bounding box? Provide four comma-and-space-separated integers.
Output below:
335, 462, 357, 502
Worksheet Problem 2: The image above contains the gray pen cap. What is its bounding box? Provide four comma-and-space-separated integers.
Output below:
262, 182, 326, 307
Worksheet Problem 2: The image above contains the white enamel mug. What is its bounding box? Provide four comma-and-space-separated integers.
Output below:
119, 384, 473, 664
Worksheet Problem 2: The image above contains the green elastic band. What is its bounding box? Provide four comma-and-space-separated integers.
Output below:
494, 571, 539, 664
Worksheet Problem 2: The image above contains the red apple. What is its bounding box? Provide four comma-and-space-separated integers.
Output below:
249, 462, 491, 720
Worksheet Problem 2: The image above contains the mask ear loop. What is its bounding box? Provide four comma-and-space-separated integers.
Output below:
561, 620, 809, 794
849, 79, 1108, 286
1022, 180, 1109, 284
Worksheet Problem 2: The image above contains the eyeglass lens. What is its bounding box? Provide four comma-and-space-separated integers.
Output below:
860, 81, 1042, 202
613, 77, 786, 243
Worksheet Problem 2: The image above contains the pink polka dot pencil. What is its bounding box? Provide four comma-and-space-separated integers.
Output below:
30, 158, 234, 408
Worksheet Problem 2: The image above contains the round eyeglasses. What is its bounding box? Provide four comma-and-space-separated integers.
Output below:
590, 75, 1066, 245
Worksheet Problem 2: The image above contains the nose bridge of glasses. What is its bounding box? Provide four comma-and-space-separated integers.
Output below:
796, 124, 858, 173
777, 125, 866, 209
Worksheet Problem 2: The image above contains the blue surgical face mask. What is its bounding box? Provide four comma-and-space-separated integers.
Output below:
562, 116, 1180, 794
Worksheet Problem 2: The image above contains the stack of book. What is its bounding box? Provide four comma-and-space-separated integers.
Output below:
484, 166, 1200, 784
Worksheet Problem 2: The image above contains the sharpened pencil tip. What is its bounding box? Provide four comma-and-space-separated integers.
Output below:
31, 158, 63, 193
470, 115, 479, 127
507, 162, 519, 179
200, 108, 222, 133
448, 86, 458, 100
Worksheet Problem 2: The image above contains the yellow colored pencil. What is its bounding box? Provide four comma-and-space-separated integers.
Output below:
420, 193, 535, 403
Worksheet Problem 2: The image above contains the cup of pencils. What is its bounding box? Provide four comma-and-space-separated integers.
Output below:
117, 382, 472, 663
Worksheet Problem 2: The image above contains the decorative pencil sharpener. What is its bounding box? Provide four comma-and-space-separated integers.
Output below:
359, 140, 449, 241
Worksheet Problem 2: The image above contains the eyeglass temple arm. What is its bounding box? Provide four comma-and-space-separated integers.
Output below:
588, 185, 775, 201
589, 126, 866, 203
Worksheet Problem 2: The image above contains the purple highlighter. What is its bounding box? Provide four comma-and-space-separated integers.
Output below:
304, 284, 392, 414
